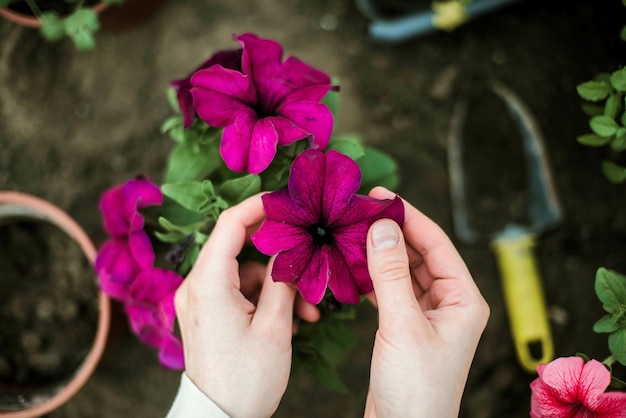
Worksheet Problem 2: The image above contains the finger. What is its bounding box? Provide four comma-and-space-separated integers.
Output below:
253, 257, 297, 332
370, 187, 473, 286
189, 194, 265, 286
367, 219, 429, 335
295, 295, 320, 323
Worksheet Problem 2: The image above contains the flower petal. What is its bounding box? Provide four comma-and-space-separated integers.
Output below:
130, 268, 183, 304
124, 177, 163, 211
252, 218, 310, 255
268, 116, 309, 146
530, 374, 577, 418
99, 185, 127, 236
191, 87, 256, 129
333, 222, 373, 294
319, 150, 363, 224
261, 189, 317, 226
220, 112, 257, 172
271, 244, 315, 284
159, 291, 178, 331
593, 391, 626, 416
278, 101, 333, 150
159, 334, 185, 370
174, 85, 196, 128
336, 195, 405, 228
95, 239, 139, 284
296, 246, 331, 304
125, 304, 164, 348
281, 56, 332, 90
128, 230, 155, 269
236, 33, 284, 88
541, 356, 585, 403
578, 359, 612, 406
248, 117, 279, 174
326, 246, 360, 304
287, 149, 325, 216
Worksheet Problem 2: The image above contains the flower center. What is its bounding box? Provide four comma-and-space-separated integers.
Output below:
309, 223, 334, 246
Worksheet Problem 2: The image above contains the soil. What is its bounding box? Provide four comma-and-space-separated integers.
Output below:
0, 221, 98, 409
6, 0, 100, 16
1, 0, 626, 417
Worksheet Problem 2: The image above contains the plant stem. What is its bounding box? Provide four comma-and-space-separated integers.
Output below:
24, 0, 42, 16
603, 355, 617, 367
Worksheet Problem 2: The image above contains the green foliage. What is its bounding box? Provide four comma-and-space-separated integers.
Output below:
357, 147, 400, 193
594, 268, 626, 365
292, 299, 358, 392
576, 38, 626, 181
9, 0, 126, 51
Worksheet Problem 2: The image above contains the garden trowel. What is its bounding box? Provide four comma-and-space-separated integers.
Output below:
447, 82, 562, 373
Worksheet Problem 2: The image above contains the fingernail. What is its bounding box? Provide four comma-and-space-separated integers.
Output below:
372, 220, 399, 250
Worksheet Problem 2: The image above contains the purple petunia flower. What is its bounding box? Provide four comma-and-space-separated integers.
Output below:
171, 49, 243, 129
126, 267, 185, 370
191, 33, 335, 174
95, 177, 163, 292
251, 150, 405, 305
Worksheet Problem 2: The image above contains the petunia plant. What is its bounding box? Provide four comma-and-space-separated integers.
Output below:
529, 267, 626, 417
95, 32, 402, 391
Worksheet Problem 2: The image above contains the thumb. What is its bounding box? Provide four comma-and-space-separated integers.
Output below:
367, 219, 424, 333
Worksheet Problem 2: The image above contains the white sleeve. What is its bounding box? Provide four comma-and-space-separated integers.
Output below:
166, 373, 231, 418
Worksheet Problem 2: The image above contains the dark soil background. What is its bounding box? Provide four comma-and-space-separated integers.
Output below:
1, 0, 626, 416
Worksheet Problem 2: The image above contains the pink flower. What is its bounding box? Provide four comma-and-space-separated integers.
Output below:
126, 267, 185, 370
171, 49, 243, 128
251, 150, 404, 305
530, 356, 626, 417
191, 33, 334, 174
95, 178, 163, 297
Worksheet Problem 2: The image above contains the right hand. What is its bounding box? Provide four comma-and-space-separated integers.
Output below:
364, 187, 490, 418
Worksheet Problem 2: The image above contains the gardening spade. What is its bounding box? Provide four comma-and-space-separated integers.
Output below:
447, 82, 563, 373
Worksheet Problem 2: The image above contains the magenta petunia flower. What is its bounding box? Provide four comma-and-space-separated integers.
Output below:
251, 149, 404, 305
530, 356, 626, 417
126, 267, 185, 370
191, 33, 335, 174
171, 49, 243, 128
95, 178, 163, 293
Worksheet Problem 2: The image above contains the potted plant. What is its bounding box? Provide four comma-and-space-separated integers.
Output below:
93, 32, 402, 391
0, 191, 110, 418
0, 0, 124, 51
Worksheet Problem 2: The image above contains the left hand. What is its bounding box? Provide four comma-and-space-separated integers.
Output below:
174, 194, 316, 418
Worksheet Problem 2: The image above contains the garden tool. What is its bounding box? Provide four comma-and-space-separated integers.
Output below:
447, 82, 562, 373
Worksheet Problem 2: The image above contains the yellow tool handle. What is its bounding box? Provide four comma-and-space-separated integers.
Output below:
491, 230, 553, 373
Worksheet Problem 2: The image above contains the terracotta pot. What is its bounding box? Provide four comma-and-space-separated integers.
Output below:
0, 3, 109, 29
0, 192, 110, 418
0, 0, 166, 32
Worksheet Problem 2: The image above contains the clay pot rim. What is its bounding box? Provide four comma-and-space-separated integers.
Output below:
0, 2, 109, 28
0, 191, 110, 418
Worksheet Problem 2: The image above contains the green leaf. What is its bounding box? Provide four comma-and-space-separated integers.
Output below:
596, 268, 626, 307
303, 353, 348, 393
161, 115, 184, 144
577, 134, 611, 147
621, 25, 626, 42
582, 103, 605, 117
322, 78, 340, 118
609, 328, 626, 365
357, 147, 400, 193
328, 134, 365, 161
575, 352, 591, 362
605, 93, 622, 119
102, 0, 125, 5
577, 80, 611, 101
154, 230, 186, 244
158, 216, 205, 234
165, 141, 221, 183
39, 12, 65, 42
621, 111, 626, 127
612, 132, 626, 151
590, 115, 618, 137
178, 242, 201, 276
218, 174, 261, 206
602, 160, 626, 183
594, 315, 620, 333
161, 181, 214, 213
166, 87, 181, 114
611, 375, 626, 389
611, 68, 626, 92
64, 9, 100, 52
0, 0, 11, 6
